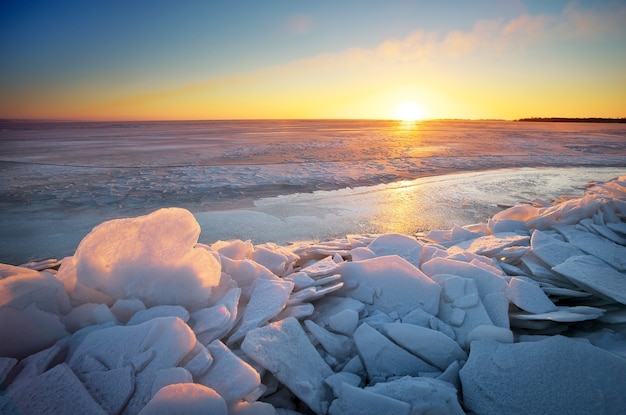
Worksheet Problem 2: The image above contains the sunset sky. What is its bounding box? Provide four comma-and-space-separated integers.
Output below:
1, 0, 625, 121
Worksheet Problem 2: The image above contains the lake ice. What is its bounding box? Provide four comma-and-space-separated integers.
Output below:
1, 120, 625, 413
1, 119, 625, 265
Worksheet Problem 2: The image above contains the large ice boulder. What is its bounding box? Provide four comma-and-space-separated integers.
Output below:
68, 208, 221, 310
460, 336, 626, 415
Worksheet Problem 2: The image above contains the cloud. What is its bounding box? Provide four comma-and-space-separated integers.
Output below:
93, 1, 626, 117
285, 14, 315, 35
559, 1, 626, 39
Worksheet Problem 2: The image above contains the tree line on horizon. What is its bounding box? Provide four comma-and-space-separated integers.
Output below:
518, 117, 626, 123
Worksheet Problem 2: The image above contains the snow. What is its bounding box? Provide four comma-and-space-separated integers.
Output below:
337, 256, 441, 316
68, 208, 221, 310
460, 336, 626, 415
1, 136, 626, 414
139, 383, 227, 415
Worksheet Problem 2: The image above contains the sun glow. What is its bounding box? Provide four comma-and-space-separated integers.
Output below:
394, 102, 425, 122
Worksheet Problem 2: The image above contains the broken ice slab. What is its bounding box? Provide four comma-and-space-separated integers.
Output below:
241, 317, 333, 415
338, 255, 441, 316
227, 279, 293, 344
0, 363, 106, 415
196, 340, 261, 404
506, 277, 557, 314
365, 376, 465, 415
382, 323, 467, 370
328, 383, 411, 415
353, 323, 438, 382
553, 255, 626, 305
460, 336, 626, 415
554, 225, 626, 271
530, 229, 585, 268
509, 305, 605, 323
451, 232, 530, 257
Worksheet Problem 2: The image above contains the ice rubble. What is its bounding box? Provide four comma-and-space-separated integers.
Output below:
1, 175, 626, 414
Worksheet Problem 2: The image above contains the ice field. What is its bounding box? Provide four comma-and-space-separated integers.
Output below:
2, 174, 626, 414
1, 119, 626, 413
1, 119, 625, 264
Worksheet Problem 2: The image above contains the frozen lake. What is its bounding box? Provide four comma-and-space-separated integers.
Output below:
1, 119, 625, 264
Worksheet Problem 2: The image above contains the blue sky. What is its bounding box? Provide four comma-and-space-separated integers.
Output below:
1, 0, 624, 120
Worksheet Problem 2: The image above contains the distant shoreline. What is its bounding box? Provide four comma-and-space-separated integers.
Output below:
517, 117, 626, 123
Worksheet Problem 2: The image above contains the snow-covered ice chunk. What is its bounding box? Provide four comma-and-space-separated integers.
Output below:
452, 232, 529, 257
553, 255, 626, 305
69, 316, 196, 415
304, 320, 355, 360
555, 225, 626, 271
0, 363, 106, 415
460, 336, 626, 415
197, 340, 261, 404
228, 278, 293, 344
182, 342, 213, 379
211, 239, 253, 260
431, 275, 497, 347
151, 367, 193, 397
83, 366, 134, 414
300, 255, 342, 277
382, 323, 467, 370
353, 323, 437, 382
191, 288, 240, 344
241, 317, 333, 415
338, 255, 441, 316
530, 229, 585, 268
286, 280, 344, 306
8, 342, 66, 390
488, 218, 527, 233
506, 277, 557, 314
126, 305, 190, 325
72, 208, 221, 310
350, 246, 376, 261
421, 257, 509, 328
491, 204, 540, 222
229, 401, 277, 415
220, 257, 277, 289
283, 271, 316, 290
312, 296, 365, 327
328, 308, 360, 336
465, 324, 514, 345
324, 372, 362, 397
111, 298, 146, 323
510, 305, 605, 324
251, 245, 292, 277
365, 376, 465, 415
273, 302, 314, 321
139, 383, 227, 415
328, 383, 411, 415
421, 257, 507, 299
367, 233, 423, 266
0, 264, 71, 314
0, 303, 69, 359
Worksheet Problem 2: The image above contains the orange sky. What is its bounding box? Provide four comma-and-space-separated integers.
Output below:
1, 1, 625, 120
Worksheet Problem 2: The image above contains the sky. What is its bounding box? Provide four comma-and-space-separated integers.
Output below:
0, 0, 625, 121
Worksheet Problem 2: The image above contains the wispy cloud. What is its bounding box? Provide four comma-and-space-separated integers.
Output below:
285, 14, 315, 35
93, 1, 626, 118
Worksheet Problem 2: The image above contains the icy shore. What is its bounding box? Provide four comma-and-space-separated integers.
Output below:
1, 175, 626, 414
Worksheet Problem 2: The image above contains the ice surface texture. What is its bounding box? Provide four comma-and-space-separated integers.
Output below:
1, 174, 626, 414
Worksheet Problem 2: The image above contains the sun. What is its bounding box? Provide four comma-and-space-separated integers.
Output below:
395, 102, 425, 122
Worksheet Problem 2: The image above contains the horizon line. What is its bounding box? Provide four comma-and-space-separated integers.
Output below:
2, 116, 625, 124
